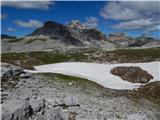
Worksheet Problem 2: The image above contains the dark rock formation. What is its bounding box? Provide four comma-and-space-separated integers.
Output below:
29, 21, 83, 46
82, 29, 106, 41
111, 66, 153, 83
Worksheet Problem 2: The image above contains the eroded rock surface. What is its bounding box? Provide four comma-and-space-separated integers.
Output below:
1, 63, 160, 120
111, 66, 153, 83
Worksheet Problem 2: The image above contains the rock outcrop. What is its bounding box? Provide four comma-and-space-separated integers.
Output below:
1, 63, 32, 91
68, 20, 86, 30
111, 66, 153, 83
1, 63, 23, 79
82, 28, 106, 41
108, 32, 133, 47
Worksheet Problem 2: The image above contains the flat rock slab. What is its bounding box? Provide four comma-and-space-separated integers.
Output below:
111, 66, 153, 83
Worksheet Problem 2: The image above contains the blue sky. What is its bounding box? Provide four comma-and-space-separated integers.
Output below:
1, 1, 160, 38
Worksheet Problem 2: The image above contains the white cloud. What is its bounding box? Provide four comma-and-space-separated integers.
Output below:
145, 25, 160, 32
112, 19, 160, 30
2, 1, 54, 10
84, 16, 99, 28
101, 1, 160, 34
7, 27, 16, 32
15, 19, 43, 28
100, 1, 160, 20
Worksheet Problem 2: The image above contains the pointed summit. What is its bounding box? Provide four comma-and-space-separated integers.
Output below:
68, 20, 87, 30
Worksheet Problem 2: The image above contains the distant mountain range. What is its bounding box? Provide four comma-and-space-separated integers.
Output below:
1, 20, 160, 53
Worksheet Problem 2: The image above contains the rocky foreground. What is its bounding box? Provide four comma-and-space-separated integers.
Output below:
1, 63, 160, 120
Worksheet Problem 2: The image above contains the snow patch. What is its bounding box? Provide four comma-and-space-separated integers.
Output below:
29, 62, 160, 90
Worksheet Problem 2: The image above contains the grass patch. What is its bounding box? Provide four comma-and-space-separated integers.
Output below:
2, 47, 160, 70
112, 47, 160, 60
39, 73, 105, 91
1, 51, 88, 70
99, 47, 160, 63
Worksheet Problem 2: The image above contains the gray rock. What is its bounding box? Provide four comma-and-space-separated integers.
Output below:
1, 63, 25, 90
1, 62, 23, 79
53, 111, 65, 120
1, 109, 13, 120
20, 72, 32, 78
30, 99, 45, 113
13, 103, 33, 120
2, 102, 33, 120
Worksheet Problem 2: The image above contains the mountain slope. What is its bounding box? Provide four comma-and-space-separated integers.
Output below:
29, 21, 83, 46
1, 20, 159, 53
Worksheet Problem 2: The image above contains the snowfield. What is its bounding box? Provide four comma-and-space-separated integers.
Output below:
29, 62, 160, 90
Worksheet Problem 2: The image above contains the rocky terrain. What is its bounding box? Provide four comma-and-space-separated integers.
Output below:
1, 63, 160, 120
1, 19, 160, 120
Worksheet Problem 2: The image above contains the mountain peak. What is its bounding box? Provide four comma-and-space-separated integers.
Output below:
43, 21, 62, 28
68, 20, 86, 30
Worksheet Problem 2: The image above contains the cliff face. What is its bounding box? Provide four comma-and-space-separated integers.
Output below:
107, 32, 133, 47
108, 33, 128, 41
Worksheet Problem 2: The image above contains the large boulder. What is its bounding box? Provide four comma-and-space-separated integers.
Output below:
111, 66, 153, 83
1, 63, 24, 79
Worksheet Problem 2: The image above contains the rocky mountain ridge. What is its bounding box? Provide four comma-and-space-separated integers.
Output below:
1, 20, 160, 53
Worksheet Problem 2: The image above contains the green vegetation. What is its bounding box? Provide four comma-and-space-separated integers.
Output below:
2, 47, 160, 70
1, 51, 88, 69
112, 47, 160, 60
39, 73, 106, 92
99, 47, 160, 63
